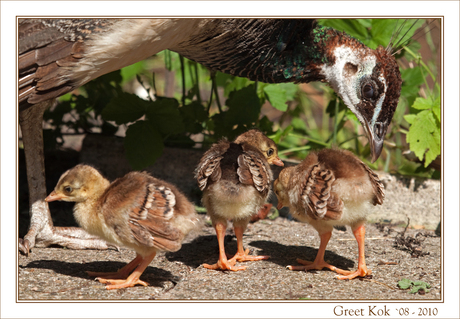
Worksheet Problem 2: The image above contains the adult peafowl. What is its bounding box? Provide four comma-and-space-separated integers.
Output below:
18, 18, 402, 255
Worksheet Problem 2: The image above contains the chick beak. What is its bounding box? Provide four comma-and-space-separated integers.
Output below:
276, 201, 284, 210
363, 120, 385, 163
270, 157, 284, 167
45, 191, 66, 202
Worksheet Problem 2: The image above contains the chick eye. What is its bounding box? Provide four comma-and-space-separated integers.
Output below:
64, 186, 73, 193
362, 83, 374, 99
267, 148, 274, 157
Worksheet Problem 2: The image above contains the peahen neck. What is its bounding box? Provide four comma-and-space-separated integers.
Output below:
172, 19, 369, 84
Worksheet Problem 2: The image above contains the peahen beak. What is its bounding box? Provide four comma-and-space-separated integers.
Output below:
363, 119, 386, 163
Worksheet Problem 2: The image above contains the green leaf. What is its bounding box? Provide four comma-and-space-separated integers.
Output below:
401, 67, 425, 89
102, 92, 148, 125
223, 76, 252, 97
398, 278, 413, 290
258, 115, 275, 134
318, 19, 370, 43
413, 281, 431, 288
100, 121, 119, 136
145, 97, 184, 135
432, 96, 441, 122
370, 19, 396, 48
412, 97, 433, 110
409, 286, 422, 294
404, 109, 440, 167
271, 125, 293, 144
291, 117, 308, 132
263, 83, 298, 112
124, 121, 164, 170
225, 85, 261, 126
397, 161, 434, 178
180, 101, 208, 134
215, 71, 234, 88
264, 84, 288, 111
403, 114, 416, 124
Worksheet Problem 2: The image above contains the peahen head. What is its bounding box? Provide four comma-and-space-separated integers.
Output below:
266, 22, 402, 163
175, 19, 403, 162
319, 32, 402, 163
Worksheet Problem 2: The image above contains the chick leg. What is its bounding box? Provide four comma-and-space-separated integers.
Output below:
19, 101, 112, 256
203, 221, 246, 271
228, 222, 269, 263
288, 227, 370, 280
287, 231, 340, 272
96, 252, 156, 290
335, 224, 370, 280
87, 254, 143, 279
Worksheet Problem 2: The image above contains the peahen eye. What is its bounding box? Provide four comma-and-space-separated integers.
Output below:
362, 83, 374, 99
64, 186, 73, 193
267, 148, 274, 157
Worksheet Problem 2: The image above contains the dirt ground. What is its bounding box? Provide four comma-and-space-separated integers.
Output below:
18, 217, 441, 301
17, 138, 442, 302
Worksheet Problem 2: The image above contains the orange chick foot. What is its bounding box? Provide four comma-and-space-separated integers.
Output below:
229, 248, 269, 263
287, 258, 371, 280
336, 267, 372, 280
96, 277, 149, 290
287, 258, 340, 273
202, 258, 246, 271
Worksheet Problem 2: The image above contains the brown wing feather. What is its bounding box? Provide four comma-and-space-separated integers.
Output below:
195, 140, 230, 191
100, 172, 184, 252
359, 160, 385, 205
237, 145, 271, 197
128, 183, 183, 252
301, 164, 344, 221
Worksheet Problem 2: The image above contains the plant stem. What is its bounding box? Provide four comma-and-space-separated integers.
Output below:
213, 76, 223, 113
279, 145, 311, 155
404, 46, 436, 82
194, 63, 202, 104
207, 78, 215, 114
286, 132, 330, 147
179, 55, 186, 106
339, 134, 366, 147
164, 50, 172, 71
384, 147, 391, 172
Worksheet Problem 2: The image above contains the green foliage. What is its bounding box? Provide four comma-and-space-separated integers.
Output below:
102, 92, 148, 124
42, 19, 440, 177
404, 97, 441, 167
398, 278, 431, 294
124, 121, 164, 170
262, 83, 298, 112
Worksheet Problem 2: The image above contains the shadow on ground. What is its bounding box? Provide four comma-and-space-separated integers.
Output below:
20, 259, 178, 288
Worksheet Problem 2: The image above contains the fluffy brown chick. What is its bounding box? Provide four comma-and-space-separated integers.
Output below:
45, 164, 199, 289
195, 129, 284, 271
274, 148, 384, 280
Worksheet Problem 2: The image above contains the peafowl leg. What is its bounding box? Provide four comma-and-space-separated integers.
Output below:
287, 230, 342, 272
96, 252, 156, 290
19, 100, 113, 256
335, 224, 371, 280
203, 221, 246, 271
288, 225, 370, 280
228, 221, 269, 264
87, 254, 143, 279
